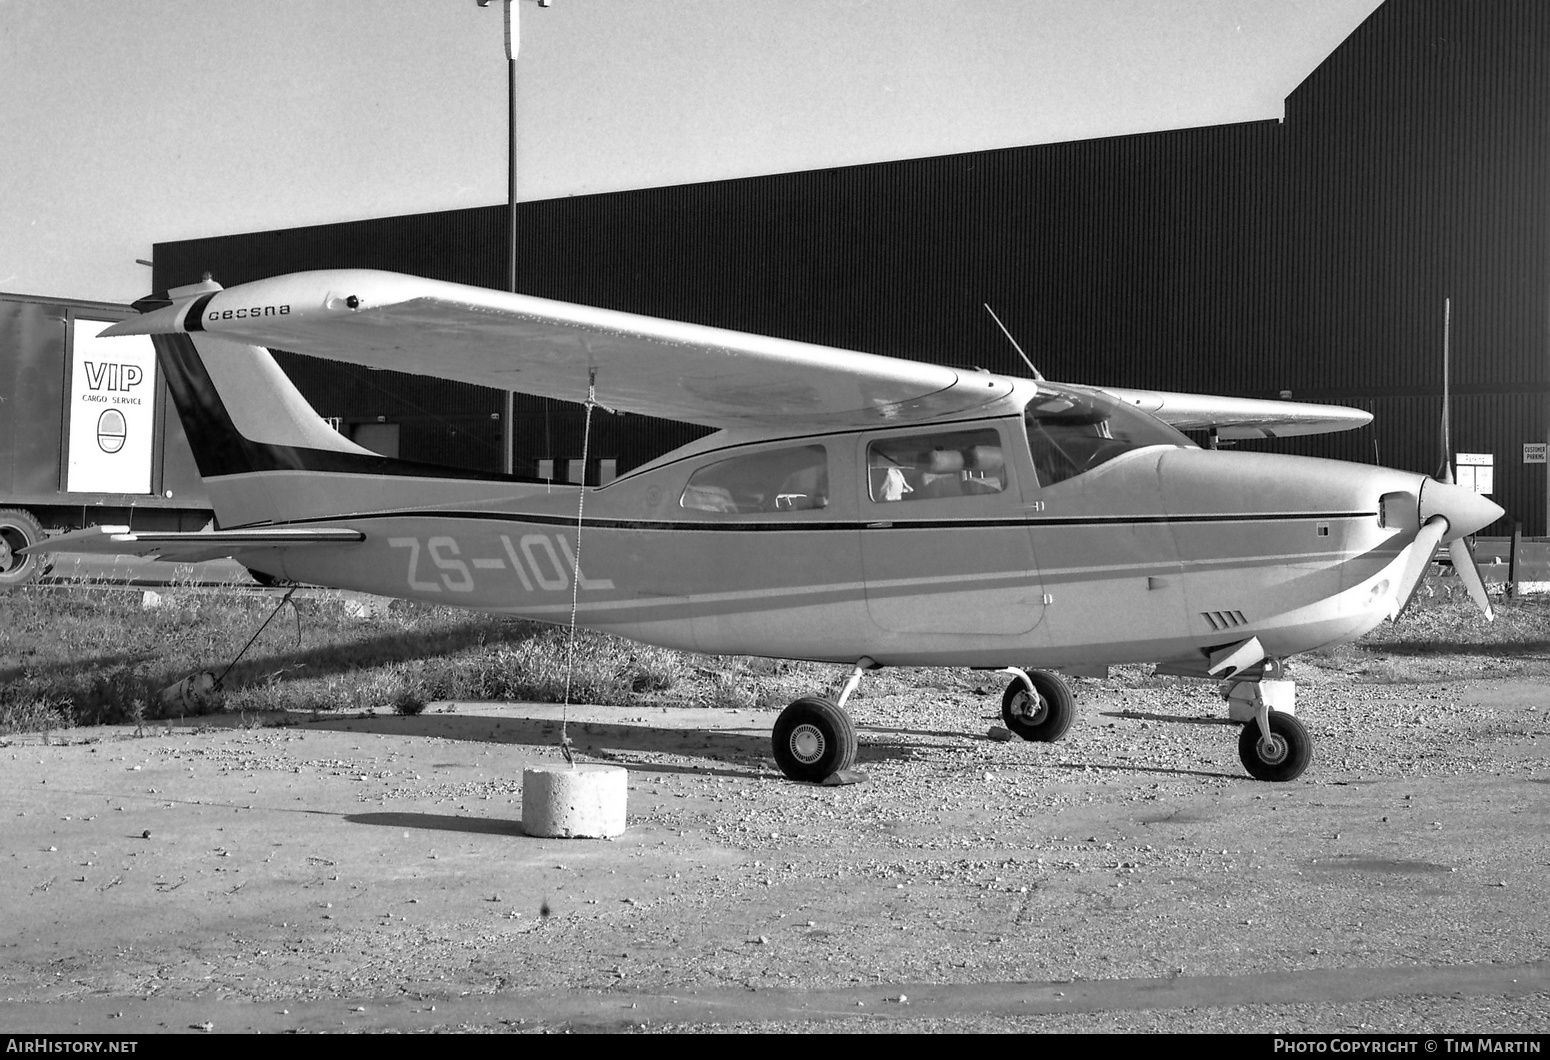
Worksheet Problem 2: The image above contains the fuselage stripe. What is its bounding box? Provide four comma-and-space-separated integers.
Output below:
224, 507, 1377, 534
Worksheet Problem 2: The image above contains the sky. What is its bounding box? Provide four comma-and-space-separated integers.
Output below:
0, 0, 1386, 303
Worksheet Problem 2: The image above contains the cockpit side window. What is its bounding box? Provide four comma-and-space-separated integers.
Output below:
680, 444, 829, 513
867, 428, 1006, 503
1024, 384, 1194, 486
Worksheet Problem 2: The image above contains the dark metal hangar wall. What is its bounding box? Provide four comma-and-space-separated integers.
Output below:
152, 0, 1547, 532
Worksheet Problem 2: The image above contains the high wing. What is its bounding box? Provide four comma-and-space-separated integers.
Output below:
1101, 387, 1372, 439
106, 270, 1013, 429
30, 526, 365, 564
106, 269, 1372, 436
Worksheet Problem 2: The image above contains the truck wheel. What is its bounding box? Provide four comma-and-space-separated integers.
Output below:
0, 509, 47, 588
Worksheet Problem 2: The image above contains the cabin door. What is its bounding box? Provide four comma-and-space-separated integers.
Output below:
858, 424, 1043, 635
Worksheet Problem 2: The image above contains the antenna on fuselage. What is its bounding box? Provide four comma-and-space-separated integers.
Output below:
982, 303, 1043, 381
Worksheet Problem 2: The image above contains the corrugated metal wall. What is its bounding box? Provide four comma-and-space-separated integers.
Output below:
152, 0, 1548, 530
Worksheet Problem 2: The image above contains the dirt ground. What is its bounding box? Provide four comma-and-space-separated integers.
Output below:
1, 672, 1546, 1034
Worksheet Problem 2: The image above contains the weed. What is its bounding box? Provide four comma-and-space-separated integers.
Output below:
0, 693, 73, 737
392, 689, 428, 716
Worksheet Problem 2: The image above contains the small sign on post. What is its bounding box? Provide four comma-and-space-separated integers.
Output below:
1455, 452, 1494, 495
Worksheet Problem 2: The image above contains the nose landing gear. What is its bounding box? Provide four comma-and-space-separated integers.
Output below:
1221, 659, 1312, 782
1238, 710, 1312, 782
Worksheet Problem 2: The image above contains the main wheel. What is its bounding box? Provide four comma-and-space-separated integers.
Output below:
772, 696, 857, 782
0, 509, 47, 589
1238, 711, 1312, 782
1001, 669, 1076, 742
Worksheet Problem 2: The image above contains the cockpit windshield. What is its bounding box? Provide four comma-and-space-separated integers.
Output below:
1024, 383, 1194, 486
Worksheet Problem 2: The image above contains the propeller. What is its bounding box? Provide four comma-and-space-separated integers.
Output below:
1394, 298, 1501, 621
1393, 515, 1449, 619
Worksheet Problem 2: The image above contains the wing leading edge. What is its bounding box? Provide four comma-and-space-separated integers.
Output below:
1101, 387, 1373, 439
106, 270, 1014, 430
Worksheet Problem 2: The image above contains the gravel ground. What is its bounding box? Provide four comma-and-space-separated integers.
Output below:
1, 665, 1546, 1034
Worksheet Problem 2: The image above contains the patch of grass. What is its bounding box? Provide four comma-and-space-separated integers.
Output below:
0, 586, 831, 730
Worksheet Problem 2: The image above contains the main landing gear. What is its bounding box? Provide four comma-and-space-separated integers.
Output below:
999, 667, 1078, 742
770, 659, 1082, 783
771, 657, 875, 782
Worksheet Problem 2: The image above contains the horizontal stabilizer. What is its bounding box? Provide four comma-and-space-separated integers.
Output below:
1101, 388, 1372, 438
31, 525, 365, 564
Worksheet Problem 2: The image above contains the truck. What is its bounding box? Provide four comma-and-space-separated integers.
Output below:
0, 291, 212, 587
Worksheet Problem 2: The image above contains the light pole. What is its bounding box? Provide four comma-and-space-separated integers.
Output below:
478, 0, 553, 474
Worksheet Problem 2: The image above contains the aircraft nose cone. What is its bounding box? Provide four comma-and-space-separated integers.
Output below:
1419, 478, 1504, 541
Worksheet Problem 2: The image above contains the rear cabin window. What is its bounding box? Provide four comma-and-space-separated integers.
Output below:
679, 445, 829, 513
867, 429, 1006, 503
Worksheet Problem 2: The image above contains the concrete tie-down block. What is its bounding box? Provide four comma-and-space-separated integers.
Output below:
521, 763, 628, 838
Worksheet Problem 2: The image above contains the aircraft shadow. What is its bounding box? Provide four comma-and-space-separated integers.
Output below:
1051, 760, 1242, 781
1356, 639, 1550, 658
1096, 710, 1238, 727
292, 712, 773, 779
286, 711, 933, 778
0, 649, 162, 686
5, 615, 552, 691
344, 811, 526, 836
856, 723, 991, 740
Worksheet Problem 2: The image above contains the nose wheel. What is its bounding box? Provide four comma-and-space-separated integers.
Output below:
1237, 710, 1312, 782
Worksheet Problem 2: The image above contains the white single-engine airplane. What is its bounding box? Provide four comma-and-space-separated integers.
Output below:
44, 270, 1503, 783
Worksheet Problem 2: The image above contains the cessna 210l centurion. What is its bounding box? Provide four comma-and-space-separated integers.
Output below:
47, 270, 1503, 783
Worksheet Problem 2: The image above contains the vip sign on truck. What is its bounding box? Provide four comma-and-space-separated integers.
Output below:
67, 319, 159, 494
0, 292, 211, 586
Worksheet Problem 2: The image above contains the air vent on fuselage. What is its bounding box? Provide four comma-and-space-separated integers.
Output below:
1202, 610, 1248, 632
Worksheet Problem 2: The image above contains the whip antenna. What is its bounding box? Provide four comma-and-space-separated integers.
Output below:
983, 303, 1043, 380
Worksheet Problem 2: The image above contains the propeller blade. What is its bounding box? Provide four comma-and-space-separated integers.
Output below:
1393, 516, 1449, 620
1449, 535, 1495, 621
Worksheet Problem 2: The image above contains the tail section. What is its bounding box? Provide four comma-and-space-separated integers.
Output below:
129, 279, 525, 529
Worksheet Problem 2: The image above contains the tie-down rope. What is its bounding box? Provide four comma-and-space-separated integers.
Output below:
559, 367, 601, 765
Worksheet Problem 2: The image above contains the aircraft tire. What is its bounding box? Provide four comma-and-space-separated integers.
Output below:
772, 696, 857, 782
1238, 711, 1312, 782
1001, 669, 1076, 742
0, 508, 47, 589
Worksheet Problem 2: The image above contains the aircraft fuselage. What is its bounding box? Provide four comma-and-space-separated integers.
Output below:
230, 401, 1438, 672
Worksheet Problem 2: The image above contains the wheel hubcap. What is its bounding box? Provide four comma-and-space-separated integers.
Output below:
1257, 734, 1288, 765
790, 724, 825, 764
